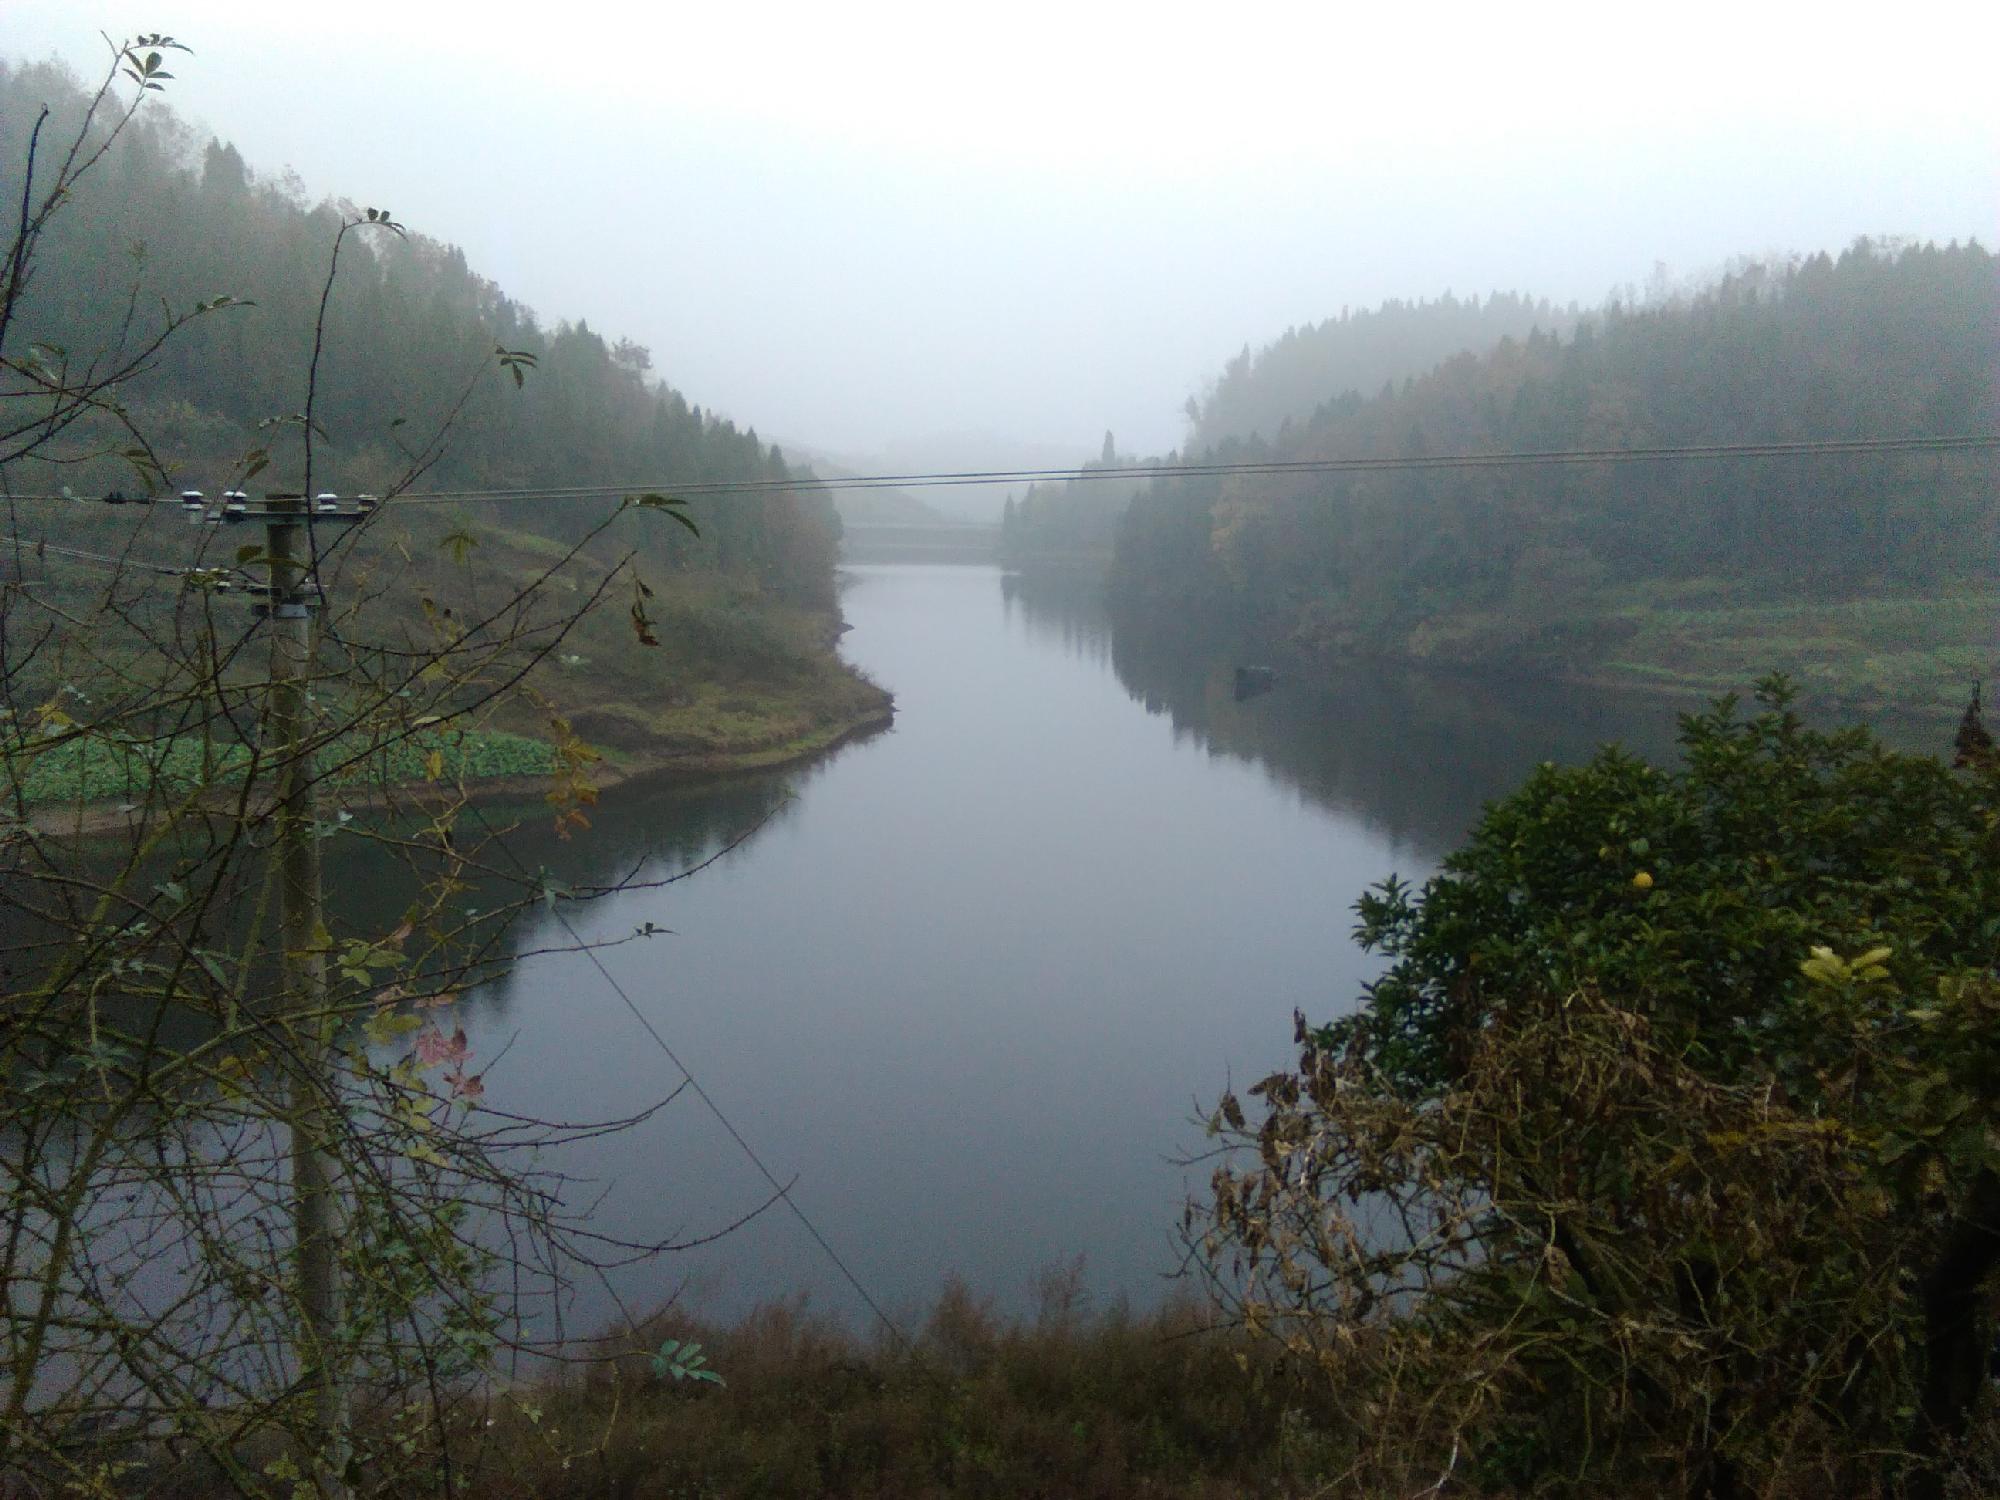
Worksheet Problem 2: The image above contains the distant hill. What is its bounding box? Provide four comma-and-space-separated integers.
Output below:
1002, 296, 1574, 569
1110, 240, 2000, 714
1000, 432, 1149, 571
771, 439, 945, 526
820, 482, 947, 527
816, 433, 1091, 524
1, 55, 885, 760
0, 56, 841, 607
1186, 291, 1575, 453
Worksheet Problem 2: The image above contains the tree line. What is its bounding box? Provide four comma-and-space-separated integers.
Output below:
1000, 294, 1580, 566
1184, 288, 1575, 452
1108, 240, 1999, 667
0, 58, 840, 610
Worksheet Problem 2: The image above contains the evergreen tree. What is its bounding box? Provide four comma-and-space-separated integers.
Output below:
1111, 241, 2000, 679
0, 57, 842, 609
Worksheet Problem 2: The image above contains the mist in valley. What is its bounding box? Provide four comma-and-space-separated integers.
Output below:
8, 7, 2000, 1496
9, 0, 1994, 512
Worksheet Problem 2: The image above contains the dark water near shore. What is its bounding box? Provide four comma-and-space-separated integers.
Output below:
442, 563, 1722, 1339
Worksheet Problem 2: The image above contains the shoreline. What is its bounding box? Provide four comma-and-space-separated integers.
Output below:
1228, 629, 1968, 730
1093, 574, 1990, 730
585, 704, 896, 795
21, 703, 897, 839
1366, 648, 1964, 725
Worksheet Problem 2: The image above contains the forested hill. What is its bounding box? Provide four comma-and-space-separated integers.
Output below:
999, 431, 1146, 567
1, 58, 837, 610
1186, 292, 1574, 451
1, 57, 894, 770
1002, 293, 1574, 566
1112, 242, 2000, 713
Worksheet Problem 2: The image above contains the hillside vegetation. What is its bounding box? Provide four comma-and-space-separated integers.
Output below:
1185, 290, 1575, 452
998, 431, 1143, 568
1195, 685, 2000, 1497
0, 59, 886, 778
7, 505, 888, 814
1002, 294, 1578, 570
1109, 241, 1999, 715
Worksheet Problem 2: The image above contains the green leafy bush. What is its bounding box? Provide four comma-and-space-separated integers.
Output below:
1200, 680, 2000, 1497
1338, 677, 2000, 1091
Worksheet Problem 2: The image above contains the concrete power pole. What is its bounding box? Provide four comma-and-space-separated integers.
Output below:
263, 497, 351, 1496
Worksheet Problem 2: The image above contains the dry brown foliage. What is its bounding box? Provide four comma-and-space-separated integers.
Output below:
1193, 988, 1944, 1496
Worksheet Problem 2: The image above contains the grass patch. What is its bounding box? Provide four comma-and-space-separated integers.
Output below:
1599, 581, 1999, 715
8, 726, 553, 807
455, 1281, 1343, 1500
5, 506, 895, 809
1301, 572, 1996, 719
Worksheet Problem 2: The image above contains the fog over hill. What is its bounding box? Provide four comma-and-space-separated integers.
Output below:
7, 0, 1993, 469
774, 442, 944, 527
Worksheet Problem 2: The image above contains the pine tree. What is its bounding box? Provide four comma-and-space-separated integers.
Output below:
1955, 684, 1995, 769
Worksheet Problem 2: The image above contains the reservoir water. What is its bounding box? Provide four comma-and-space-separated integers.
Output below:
457, 563, 1691, 1339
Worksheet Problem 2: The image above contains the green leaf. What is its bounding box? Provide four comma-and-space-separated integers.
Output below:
627, 492, 700, 536
650, 1337, 724, 1386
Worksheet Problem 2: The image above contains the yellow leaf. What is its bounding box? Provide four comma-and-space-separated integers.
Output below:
213, 1053, 252, 1100
363, 1012, 423, 1045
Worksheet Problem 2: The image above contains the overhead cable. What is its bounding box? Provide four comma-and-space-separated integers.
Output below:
6, 432, 1996, 509
462, 801, 913, 1351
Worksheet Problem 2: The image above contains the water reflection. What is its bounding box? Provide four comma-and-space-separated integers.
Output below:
1001, 569, 1684, 857
15, 563, 1958, 1354
473, 772, 805, 888
420, 565, 1748, 1340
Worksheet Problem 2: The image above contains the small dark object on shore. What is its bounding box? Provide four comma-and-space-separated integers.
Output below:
1234, 664, 1277, 701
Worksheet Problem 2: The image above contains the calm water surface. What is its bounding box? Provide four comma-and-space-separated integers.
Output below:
461, 564, 1690, 1335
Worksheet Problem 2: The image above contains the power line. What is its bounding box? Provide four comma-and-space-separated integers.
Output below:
463, 800, 912, 1351
16, 425, 1995, 1340
342, 432, 2000, 502
15, 539, 192, 577
9, 538, 262, 590
11, 429, 1997, 580
8, 432, 1997, 509
421, 432, 2000, 500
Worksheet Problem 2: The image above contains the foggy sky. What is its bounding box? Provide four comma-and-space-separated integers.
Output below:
8, 1, 1997, 465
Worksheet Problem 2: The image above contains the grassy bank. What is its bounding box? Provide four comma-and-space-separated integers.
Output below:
441, 1284, 2000, 1498
457, 1286, 1337, 1500
79, 1276, 2000, 1497
2, 505, 893, 815
1586, 580, 1997, 716
370, 510, 895, 773
10, 725, 556, 806
7, 683, 892, 820
1333, 579, 1997, 722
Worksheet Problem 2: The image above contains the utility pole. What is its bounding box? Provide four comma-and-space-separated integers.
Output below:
263, 496, 351, 1497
